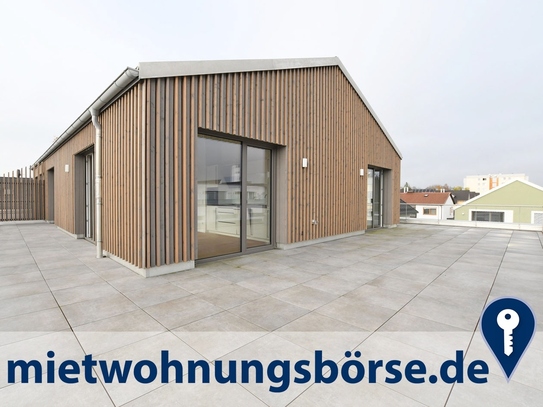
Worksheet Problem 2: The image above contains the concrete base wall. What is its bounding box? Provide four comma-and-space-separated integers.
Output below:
277, 230, 367, 250
105, 251, 195, 277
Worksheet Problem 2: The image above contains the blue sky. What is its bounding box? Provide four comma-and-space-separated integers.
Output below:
1, 0, 542, 187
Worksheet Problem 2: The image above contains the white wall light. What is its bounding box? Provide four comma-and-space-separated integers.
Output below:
359, 169, 364, 176
65, 164, 70, 173
302, 158, 308, 168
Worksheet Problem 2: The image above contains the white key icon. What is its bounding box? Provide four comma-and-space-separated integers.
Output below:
497, 309, 519, 356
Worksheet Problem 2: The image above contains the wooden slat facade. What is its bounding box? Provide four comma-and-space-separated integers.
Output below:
142, 66, 400, 268
37, 64, 401, 272
101, 84, 143, 268
41, 123, 94, 232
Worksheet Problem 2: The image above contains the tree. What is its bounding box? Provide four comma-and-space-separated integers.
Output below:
425, 183, 451, 191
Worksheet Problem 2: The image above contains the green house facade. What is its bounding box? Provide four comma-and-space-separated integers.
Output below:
454, 180, 543, 225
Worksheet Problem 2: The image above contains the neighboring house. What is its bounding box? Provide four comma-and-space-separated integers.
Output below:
450, 190, 479, 205
400, 199, 418, 218
463, 173, 528, 194
451, 189, 480, 216
454, 180, 543, 225
32, 57, 402, 277
399, 192, 456, 220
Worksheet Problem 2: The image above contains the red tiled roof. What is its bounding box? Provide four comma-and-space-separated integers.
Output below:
400, 192, 452, 205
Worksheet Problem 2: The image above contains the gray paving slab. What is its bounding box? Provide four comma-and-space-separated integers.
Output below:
0, 222, 542, 406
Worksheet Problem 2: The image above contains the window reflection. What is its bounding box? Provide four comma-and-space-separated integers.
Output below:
197, 136, 241, 259
247, 147, 271, 248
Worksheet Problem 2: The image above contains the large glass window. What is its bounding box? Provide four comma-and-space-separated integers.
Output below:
197, 136, 242, 259
246, 146, 271, 248
197, 135, 273, 260
367, 168, 383, 228
471, 211, 504, 222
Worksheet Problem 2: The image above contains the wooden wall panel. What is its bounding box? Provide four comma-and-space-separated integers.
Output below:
142, 65, 401, 267
39, 64, 400, 271
42, 84, 143, 267
42, 123, 94, 233
101, 83, 143, 268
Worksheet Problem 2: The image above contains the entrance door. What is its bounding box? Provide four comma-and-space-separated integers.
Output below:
196, 135, 272, 260
85, 153, 94, 239
47, 168, 55, 222
246, 146, 271, 249
367, 168, 383, 228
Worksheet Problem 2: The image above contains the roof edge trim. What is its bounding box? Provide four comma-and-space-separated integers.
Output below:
456, 179, 543, 208
34, 67, 139, 166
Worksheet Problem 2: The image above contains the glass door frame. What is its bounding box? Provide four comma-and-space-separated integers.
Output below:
85, 152, 95, 240
367, 166, 384, 229
195, 130, 276, 262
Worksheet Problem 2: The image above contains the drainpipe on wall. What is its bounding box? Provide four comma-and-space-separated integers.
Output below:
86, 67, 140, 259
32, 67, 139, 258
90, 108, 103, 258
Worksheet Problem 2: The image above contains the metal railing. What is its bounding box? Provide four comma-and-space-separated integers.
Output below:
0, 167, 45, 222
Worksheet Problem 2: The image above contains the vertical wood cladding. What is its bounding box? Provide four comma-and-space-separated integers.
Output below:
41, 64, 400, 271
143, 78, 192, 268
101, 84, 143, 268
0, 166, 44, 222
42, 123, 94, 233
143, 66, 401, 267
41, 85, 144, 268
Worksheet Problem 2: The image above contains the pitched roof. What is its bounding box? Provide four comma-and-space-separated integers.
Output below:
35, 57, 401, 165
138, 58, 401, 158
399, 192, 453, 205
450, 190, 479, 202
400, 199, 419, 215
456, 179, 543, 207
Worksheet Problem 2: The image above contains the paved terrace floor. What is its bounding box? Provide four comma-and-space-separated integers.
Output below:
0, 223, 542, 406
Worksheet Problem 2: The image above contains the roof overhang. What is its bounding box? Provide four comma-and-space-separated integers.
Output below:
35, 57, 402, 165
34, 67, 140, 166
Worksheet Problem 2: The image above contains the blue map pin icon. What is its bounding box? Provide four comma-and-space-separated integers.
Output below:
480, 297, 536, 381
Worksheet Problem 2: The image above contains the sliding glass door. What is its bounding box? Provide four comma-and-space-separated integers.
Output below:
196, 135, 272, 260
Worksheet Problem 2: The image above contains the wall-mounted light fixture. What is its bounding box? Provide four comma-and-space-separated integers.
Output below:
65, 164, 70, 173
359, 169, 364, 176
302, 158, 308, 168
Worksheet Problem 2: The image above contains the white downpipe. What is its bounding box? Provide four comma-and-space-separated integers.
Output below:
86, 67, 139, 259
90, 108, 103, 258
32, 66, 138, 259
90, 109, 104, 259
34, 67, 139, 167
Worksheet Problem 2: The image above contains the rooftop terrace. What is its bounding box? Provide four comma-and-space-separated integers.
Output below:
0, 223, 542, 406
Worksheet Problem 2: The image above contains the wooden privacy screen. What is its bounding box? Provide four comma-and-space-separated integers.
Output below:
0, 166, 45, 221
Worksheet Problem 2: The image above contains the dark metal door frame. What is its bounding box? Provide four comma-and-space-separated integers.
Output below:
195, 130, 276, 262
367, 167, 384, 229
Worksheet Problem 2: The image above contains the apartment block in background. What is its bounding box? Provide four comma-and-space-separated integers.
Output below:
463, 173, 528, 194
